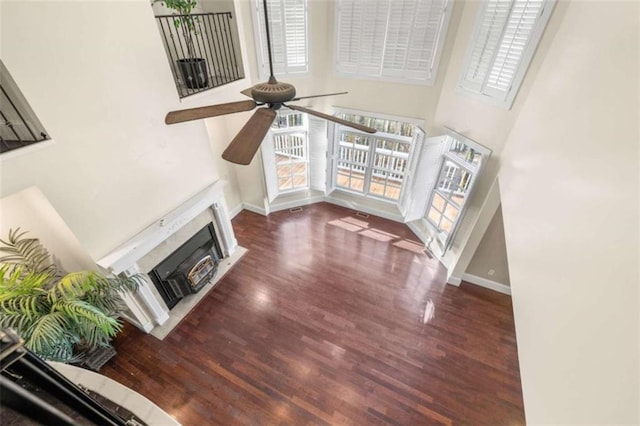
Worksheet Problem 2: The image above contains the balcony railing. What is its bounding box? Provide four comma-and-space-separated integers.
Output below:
0, 84, 49, 154
155, 12, 244, 98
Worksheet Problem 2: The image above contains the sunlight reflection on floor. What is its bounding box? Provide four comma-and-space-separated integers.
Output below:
328, 216, 426, 254
358, 228, 397, 242
327, 218, 363, 232
422, 299, 436, 324
392, 239, 425, 253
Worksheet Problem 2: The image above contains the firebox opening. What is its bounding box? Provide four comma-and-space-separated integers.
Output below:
148, 223, 222, 309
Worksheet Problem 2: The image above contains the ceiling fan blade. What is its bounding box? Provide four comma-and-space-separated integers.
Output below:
284, 104, 377, 134
222, 108, 277, 165
165, 100, 257, 124
240, 87, 254, 98
291, 91, 348, 102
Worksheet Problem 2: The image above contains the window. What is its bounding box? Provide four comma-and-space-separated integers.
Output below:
252, 0, 308, 79
424, 129, 491, 253
458, 0, 556, 108
334, 0, 452, 85
262, 110, 309, 200
329, 110, 424, 202
0, 60, 50, 154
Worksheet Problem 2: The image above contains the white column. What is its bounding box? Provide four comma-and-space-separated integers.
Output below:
211, 197, 238, 256
118, 289, 154, 333
123, 264, 170, 328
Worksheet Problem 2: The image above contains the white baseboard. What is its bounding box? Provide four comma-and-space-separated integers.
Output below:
406, 222, 428, 244
242, 203, 267, 216
269, 195, 326, 213
324, 196, 404, 223
447, 276, 462, 286
461, 273, 511, 295
238, 198, 403, 223
229, 203, 244, 219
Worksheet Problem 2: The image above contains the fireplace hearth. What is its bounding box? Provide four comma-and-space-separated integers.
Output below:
149, 223, 222, 309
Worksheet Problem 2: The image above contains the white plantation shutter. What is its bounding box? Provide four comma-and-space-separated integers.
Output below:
382, 0, 448, 81
254, 0, 308, 79
383, 0, 414, 78
459, 0, 556, 107
336, 0, 388, 76
462, 0, 512, 91
399, 126, 425, 217
404, 135, 447, 222
308, 116, 327, 192
335, 0, 361, 74
358, 0, 388, 76
260, 134, 279, 203
484, 0, 544, 95
335, 0, 451, 85
325, 122, 338, 195
284, 0, 307, 70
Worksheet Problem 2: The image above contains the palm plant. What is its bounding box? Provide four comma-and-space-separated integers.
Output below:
0, 229, 141, 363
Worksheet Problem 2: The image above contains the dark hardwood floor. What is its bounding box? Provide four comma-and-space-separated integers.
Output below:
102, 203, 524, 425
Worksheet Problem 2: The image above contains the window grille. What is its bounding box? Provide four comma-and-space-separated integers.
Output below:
330, 110, 423, 202
424, 129, 491, 253
262, 110, 310, 201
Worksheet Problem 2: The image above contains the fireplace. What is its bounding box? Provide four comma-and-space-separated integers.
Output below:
96, 181, 241, 335
149, 223, 222, 309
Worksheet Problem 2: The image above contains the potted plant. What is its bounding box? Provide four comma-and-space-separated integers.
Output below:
0, 229, 141, 369
153, 0, 209, 89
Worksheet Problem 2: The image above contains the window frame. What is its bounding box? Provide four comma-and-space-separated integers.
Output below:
329, 108, 424, 204
251, 0, 309, 80
261, 109, 310, 200
456, 0, 556, 109
333, 0, 453, 86
424, 128, 491, 253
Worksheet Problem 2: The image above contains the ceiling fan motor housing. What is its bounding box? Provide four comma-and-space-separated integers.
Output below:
251, 81, 296, 104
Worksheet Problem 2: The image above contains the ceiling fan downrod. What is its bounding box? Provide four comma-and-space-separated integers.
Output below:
263, 0, 276, 83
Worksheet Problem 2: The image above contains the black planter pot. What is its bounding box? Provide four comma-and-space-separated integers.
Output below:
177, 58, 208, 89
80, 345, 117, 371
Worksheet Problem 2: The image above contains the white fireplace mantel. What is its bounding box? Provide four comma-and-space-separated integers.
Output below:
97, 180, 238, 333
98, 181, 236, 274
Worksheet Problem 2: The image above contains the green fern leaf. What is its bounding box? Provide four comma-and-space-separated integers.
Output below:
0, 228, 57, 275
26, 312, 70, 356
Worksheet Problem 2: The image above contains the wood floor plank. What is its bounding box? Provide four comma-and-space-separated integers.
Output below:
102, 202, 524, 425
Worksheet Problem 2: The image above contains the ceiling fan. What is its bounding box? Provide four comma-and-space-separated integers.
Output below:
164, 0, 376, 165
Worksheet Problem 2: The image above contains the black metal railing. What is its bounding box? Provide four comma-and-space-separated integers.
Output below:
0, 83, 49, 154
1, 329, 132, 425
155, 12, 244, 98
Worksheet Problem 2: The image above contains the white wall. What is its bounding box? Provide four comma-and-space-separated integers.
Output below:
0, 1, 246, 259
0, 187, 97, 272
466, 205, 510, 286
499, 1, 639, 423
432, 0, 568, 277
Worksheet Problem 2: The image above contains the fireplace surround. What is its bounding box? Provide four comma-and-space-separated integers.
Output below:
97, 181, 238, 334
